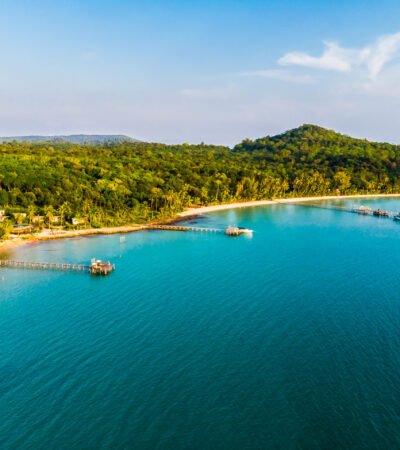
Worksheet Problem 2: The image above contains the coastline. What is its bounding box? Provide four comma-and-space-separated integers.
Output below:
0, 225, 146, 254
177, 194, 400, 217
2, 193, 400, 254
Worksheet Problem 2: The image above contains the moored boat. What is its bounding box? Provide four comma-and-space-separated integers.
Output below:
373, 209, 389, 217
225, 226, 254, 236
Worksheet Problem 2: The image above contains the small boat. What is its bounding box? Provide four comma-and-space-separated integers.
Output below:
394, 214, 400, 221
238, 227, 254, 234
225, 226, 254, 236
373, 209, 389, 217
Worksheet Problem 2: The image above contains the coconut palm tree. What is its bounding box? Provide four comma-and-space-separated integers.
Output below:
44, 205, 54, 229
27, 204, 36, 226
59, 201, 71, 227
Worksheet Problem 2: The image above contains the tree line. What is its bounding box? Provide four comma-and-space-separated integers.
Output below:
1, 124, 400, 229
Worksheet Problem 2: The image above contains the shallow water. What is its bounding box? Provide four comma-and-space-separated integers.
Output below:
2, 199, 400, 449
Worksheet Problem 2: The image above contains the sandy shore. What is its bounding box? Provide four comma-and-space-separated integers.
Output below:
2, 193, 400, 254
178, 194, 400, 217
0, 225, 145, 254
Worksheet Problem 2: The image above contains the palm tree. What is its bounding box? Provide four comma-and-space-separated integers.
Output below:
0, 220, 12, 241
27, 204, 36, 226
59, 201, 70, 227
44, 205, 54, 229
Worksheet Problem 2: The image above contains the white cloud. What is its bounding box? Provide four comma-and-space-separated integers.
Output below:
279, 41, 358, 73
278, 32, 400, 80
366, 32, 400, 79
240, 69, 314, 84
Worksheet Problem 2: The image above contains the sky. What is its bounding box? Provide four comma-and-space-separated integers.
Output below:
2, 0, 400, 145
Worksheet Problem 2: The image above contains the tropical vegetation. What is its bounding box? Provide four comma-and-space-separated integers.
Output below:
1, 124, 400, 231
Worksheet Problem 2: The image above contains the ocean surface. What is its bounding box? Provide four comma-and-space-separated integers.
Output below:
2, 198, 400, 449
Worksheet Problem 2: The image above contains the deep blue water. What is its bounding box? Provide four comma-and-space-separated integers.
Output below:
2, 199, 400, 449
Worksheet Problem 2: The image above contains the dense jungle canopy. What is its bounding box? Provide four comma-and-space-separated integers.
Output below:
1, 124, 399, 226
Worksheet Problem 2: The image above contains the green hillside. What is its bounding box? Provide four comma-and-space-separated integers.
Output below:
0, 125, 399, 228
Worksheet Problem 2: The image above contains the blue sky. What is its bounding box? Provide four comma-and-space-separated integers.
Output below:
2, 0, 400, 144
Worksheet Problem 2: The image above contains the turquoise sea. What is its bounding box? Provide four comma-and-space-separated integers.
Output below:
2, 198, 400, 449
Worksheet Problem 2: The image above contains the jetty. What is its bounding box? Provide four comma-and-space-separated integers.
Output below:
0, 258, 115, 275
147, 224, 222, 233
299, 203, 398, 220
147, 224, 253, 236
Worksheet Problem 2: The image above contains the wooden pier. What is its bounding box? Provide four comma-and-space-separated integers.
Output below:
0, 259, 90, 272
0, 259, 115, 275
298, 203, 397, 219
298, 203, 355, 213
147, 224, 254, 236
147, 224, 223, 233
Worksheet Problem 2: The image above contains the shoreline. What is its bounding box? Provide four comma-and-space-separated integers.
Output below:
2, 193, 400, 254
177, 194, 400, 217
0, 225, 146, 254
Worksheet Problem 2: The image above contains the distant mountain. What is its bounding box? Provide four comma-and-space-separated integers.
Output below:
0, 134, 138, 144
267, 124, 373, 145
234, 124, 394, 152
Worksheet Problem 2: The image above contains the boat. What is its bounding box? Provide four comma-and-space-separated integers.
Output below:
373, 209, 390, 217
394, 214, 400, 221
238, 227, 254, 234
225, 226, 254, 236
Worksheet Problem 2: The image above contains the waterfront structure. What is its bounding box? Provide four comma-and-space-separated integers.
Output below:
89, 259, 115, 275
12, 225, 33, 234
354, 205, 372, 215
0, 258, 115, 275
72, 217, 86, 226
225, 226, 254, 236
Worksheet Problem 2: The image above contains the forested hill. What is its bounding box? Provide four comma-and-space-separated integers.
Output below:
0, 124, 400, 227
0, 134, 137, 144
234, 124, 400, 194
234, 124, 397, 153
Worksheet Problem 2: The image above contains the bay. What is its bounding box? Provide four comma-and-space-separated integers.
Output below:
2, 199, 400, 449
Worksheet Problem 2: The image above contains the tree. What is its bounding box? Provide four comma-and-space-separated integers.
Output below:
27, 204, 36, 226
0, 124, 400, 227
59, 201, 71, 227
0, 221, 12, 240
44, 205, 54, 228
333, 171, 352, 194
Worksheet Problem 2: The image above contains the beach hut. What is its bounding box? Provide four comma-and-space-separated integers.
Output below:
72, 217, 87, 226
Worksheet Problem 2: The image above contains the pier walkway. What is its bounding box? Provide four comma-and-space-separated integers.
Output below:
0, 260, 90, 272
147, 224, 223, 233
298, 203, 397, 219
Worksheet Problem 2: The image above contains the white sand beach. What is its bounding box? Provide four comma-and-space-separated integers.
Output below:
178, 194, 400, 217
2, 194, 400, 254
